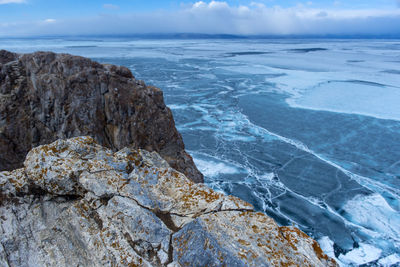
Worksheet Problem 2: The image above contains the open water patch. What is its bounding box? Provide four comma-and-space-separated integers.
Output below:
382, 69, 400, 75
65, 45, 98, 48
223, 51, 272, 57
287, 48, 328, 53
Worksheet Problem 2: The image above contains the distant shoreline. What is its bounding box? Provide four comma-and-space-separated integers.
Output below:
2, 33, 400, 40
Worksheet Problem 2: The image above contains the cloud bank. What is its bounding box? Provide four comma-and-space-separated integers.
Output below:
0, 0, 25, 4
1, 1, 400, 36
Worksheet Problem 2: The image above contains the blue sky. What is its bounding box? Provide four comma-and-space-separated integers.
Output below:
1, 0, 400, 36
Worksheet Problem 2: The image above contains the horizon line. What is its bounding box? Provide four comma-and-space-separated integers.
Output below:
2, 33, 400, 40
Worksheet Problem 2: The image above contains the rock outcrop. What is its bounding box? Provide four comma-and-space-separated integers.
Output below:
0, 50, 202, 183
0, 136, 337, 267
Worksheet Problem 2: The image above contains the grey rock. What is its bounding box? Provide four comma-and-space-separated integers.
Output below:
0, 50, 203, 183
0, 137, 337, 267
173, 210, 337, 267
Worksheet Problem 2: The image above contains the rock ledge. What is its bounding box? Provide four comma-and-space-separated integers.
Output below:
0, 137, 337, 267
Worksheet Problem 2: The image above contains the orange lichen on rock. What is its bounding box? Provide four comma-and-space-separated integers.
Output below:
1, 136, 337, 266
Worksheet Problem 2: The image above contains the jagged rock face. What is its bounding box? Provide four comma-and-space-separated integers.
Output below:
0, 50, 203, 183
0, 137, 337, 267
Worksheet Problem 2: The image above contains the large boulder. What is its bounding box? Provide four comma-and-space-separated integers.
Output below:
0, 50, 203, 183
0, 136, 337, 267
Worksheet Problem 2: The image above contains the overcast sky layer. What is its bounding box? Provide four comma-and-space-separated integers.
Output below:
1, 0, 400, 37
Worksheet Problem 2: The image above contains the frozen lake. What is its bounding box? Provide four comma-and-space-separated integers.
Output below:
2, 37, 400, 266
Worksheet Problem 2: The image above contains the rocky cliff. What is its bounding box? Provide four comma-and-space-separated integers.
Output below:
0, 50, 202, 183
0, 136, 337, 266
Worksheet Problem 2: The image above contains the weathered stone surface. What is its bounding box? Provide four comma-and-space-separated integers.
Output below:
173, 212, 336, 267
0, 50, 202, 183
0, 136, 337, 267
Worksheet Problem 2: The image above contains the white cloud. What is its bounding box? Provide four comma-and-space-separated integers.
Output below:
43, 19, 56, 24
193, 1, 206, 9
0, 0, 25, 4
175, 1, 400, 35
1, 1, 400, 36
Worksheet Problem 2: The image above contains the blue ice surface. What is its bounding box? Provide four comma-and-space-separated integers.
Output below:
289, 80, 400, 121
1, 37, 400, 266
